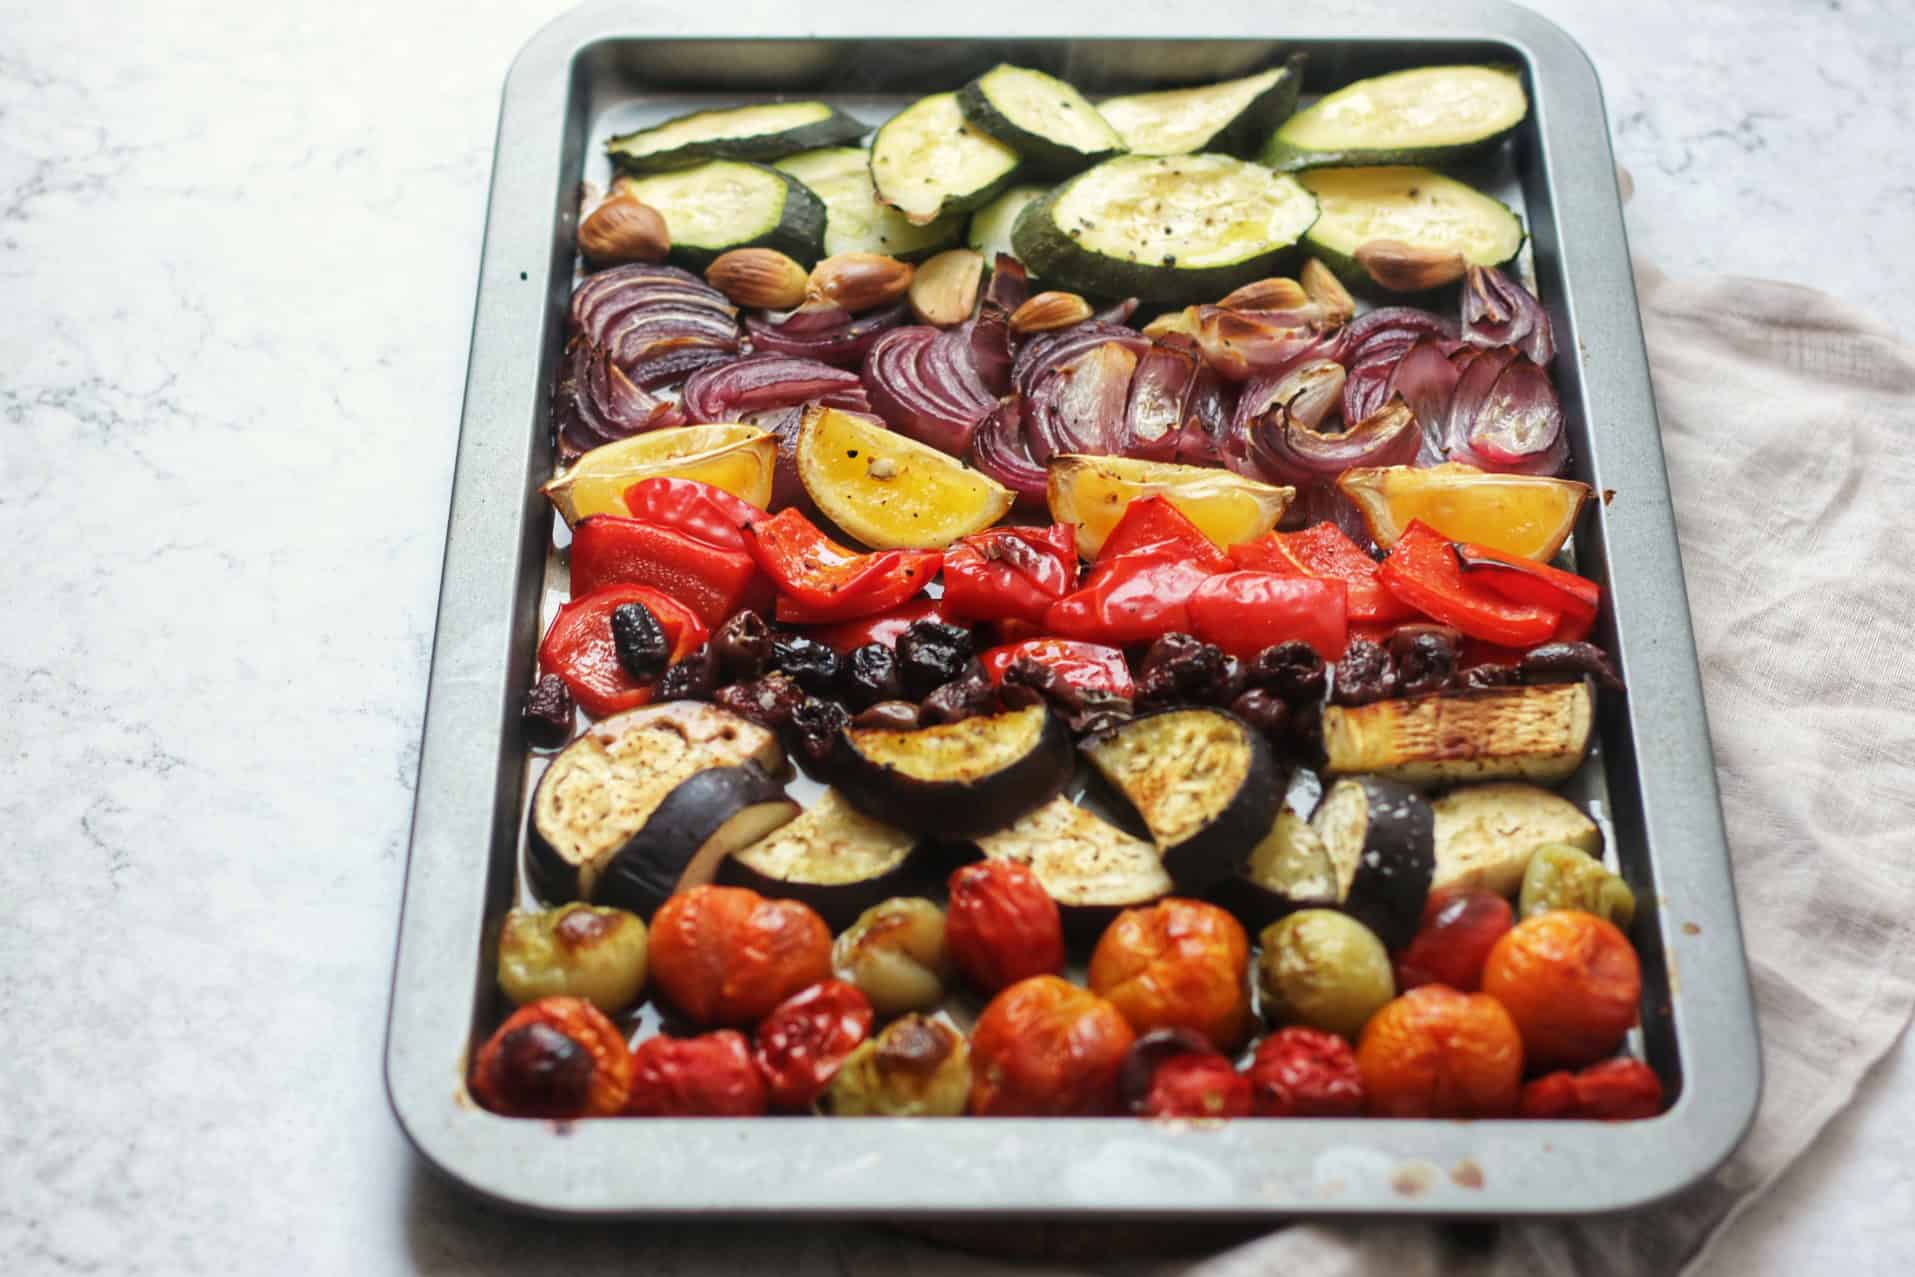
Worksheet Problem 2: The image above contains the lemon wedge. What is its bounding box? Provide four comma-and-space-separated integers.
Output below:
796, 407, 1013, 549
542, 424, 776, 525
1337, 463, 1590, 561
1046, 454, 1294, 557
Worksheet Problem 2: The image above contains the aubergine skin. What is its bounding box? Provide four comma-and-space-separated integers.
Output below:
1205, 873, 1331, 936
595, 766, 798, 920
1321, 776, 1434, 951
716, 854, 927, 932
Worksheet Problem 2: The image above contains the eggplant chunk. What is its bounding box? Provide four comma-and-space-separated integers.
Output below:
526, 703, 785, 903
596, 765, 800, 919
1430, 781, 1601, 898
822, 703, 1073, 838
1210, 807, 1341, 933
1321, 682, 1593, 787
1309, 776, 1434, 950
1081, 707, 1279, 893
970, 794, 1173, 935
720, 788, 924, 928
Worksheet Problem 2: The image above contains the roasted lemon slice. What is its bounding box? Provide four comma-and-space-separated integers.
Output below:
542, 424, 776, 525
1047, 454, 1294, 557
1337, 463, 1589, 561
796, 407, 1013, 549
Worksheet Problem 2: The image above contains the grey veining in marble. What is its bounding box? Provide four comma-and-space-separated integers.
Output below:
0, 1, 1910, 1273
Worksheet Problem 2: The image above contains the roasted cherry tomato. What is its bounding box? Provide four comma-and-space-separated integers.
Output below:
470, 996, 633, 1119
1228, 523, 1418, 624
979, 637, 1134, 698
969, 975, 1136, 1116
625, 1029, 768, 1117
945, 861, 1065, 994
1137, 1053, 1252, 1119
940, 523, 1080, 625
1088, 899, 1252, 1052
1392, 890, 1514, 993
569, 515, 766, 630
1246, 1026, 1365, 1117
1186, 571, 1349, 662
1482, 910, 1642, 1070
1519, 1057, 1664, 1121
537, 583, 709, 718
648, 885, 833, 1026
1356, 985, 1525, 1118
752, 979, 876, 1111
741, 508, 941, 623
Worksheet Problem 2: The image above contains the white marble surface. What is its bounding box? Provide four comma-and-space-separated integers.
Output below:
1, 1, 1910, 1272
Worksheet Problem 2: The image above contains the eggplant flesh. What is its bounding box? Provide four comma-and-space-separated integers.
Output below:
1321, 682, 1593, 787
1309, 776, 1434, 950
970, 794, 1172, 922
1210, 807, 1340, 933
721, 788, 923, 929
1430, 781, 1601, 897
596, 765, 800, 919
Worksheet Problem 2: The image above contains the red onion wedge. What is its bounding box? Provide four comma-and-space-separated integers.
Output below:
1452, 355, 1568, 475
1443, 345, 1520, 458
1246, 397, 1420, 487
1025, 341, 1140, 464
1013, 322, 1149, 401
680, 353, 870, 423
861, 325, 994, 455
1386, 335, 1465, 463
1194, 306, 1333, 382
1337, 306, 1458, 424
969, 397, 1048, 505
746, 301, 910, 368
1094, 297, 1141, 326
1461, 266, 1555, 366
1122, 337, 1200, 460
968, 305, 1015, 397
984, 255, 1030, 312
1175, 362, 1234, 468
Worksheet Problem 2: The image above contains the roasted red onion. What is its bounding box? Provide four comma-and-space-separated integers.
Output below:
680, 353, 870, 423
1094, 297, 1141, 326
1451, 355, 1568, 475
1443, 346, 1520, 457
1012, 322, 1150, 401
1025, 341, 1141, 463
1195, 306, 1334, 382
1461, 266, 1555, 366
553, 338, 684, 460
984, 255, 1030, 312
1174, 362, 1234, 468
1386, 335, 1465, 463
746, 301, 910, 368
1246, 398, 1420, 487
861, 326, 994, 455
968, 397, 1048, 504
968, 306, 1015, 396
570, 263, 732, 340
1122, 337, 1200, 459
1337, 306, 1458, 424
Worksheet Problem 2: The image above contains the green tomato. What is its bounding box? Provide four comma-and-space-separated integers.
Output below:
1518, 843, 1636, 928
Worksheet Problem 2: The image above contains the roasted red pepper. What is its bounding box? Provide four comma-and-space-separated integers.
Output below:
1045, 556, 1216, 645
1095, 495, 1230, 572
740, 508, 941, 624
569, 516, 764, 629
537, 584, 708, 718
1187, 572, 1348, 660
620, 476, 762, 551
1229, 523, 1419, 624
980, 638, 1135, 698
1454, 542, 1600, 643
939, 523, 1079, 625
1378, 521, 1561, 648
801, 597, 948, 652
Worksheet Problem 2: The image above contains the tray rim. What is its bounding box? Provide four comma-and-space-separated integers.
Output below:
386, 0, 1761, 1221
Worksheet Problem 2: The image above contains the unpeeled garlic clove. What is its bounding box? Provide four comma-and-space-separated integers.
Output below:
578, 193, 671, 267
908, 248, 985, 327
1218, 276, 1309, 313
1008, 290, 1094, 335
806, 252, 914, 313
705, 248, 809, 310
1354, 239, 1468, 293
1300, 257, 1357, 324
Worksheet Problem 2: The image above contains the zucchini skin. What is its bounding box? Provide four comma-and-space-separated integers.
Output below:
1258, 65, 1528, 173
869, 93, 1024, 226
717, 854, 926, 933
1300, 173, 1525, 297
618, 163, 828, 270
957, 66, 1125, 178
608, 103, 867, 173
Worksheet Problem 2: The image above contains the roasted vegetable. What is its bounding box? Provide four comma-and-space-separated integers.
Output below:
1519, 1057, 1663, 1121
497, 905, 649, 1013
1519, 843, 1636, 927
1246, 1025, 1365, 1117
774, 146, 963, 260
822, 1013, 972, 1116
469, 997, 633, 1120
1308, 776, 1435, 950
752, 979, 875, 1110
1046, 454, 1293, 559
1393, 890, 1513, 993
1298, 166, 1524, 292
968, 975, 1135, 1116
614, 162, 827, 270
608, 101, 867, 173
720, 787, 922, 929
1257, 909, 1396, 1041
647, 884, 833, 1026
1260, 65, 1528, 171
626, 1030, 768, 1116
1337, 463, 1590, 562
1430, 781, 1601, 897
1088, 899, 1253, 1052
1356, 985, 1524, 1118
965, 184, 1048, 264
831, 896, 953, 1017
588, 765, 799, 920
1096, 58, 1304, 159
958, 63, 1127, 176
795, 405, 1012, 550
1209, 807, 1339, 932
967, 794, 1172, 933
542, 425, 776, 528
870, 92, 1022, 225
1321, 682, 1594, 787
1483, 910, 1641, 1070
945, 859, 1066, 994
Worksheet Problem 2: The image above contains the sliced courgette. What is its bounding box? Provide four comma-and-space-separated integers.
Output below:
719, 788, 923, 928
1260, 64, 1528, 172
957, 64, 1126, 176
1096, 56, 1305, 158
607, 101, 866, 173
1298, 166, 1524, 288
870, 92, 1023, 226
773, 147, 962, 260
1011, 154, 1318, 304
614, 162, 826, 270
966, 184, 1050, 266
1321, 682, 1594, 788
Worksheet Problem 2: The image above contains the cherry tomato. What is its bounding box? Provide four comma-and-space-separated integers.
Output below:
1392, 891, 1514, 993
1245, 1026, 1365, 1118
1519, 1057, 1663, 1121
1356, 986, 1525, 1118
649, 885, 833, 1026
1482, 910, 1641, 1070
1137, 1053, 1251, 1119
625, 1030, 767, 1117
945, 861, 1065, 994
1088, 899, 1252, 1051
752, 980, 876, 1111
470, 996, 633, 1119
969, 976, 1136, 1116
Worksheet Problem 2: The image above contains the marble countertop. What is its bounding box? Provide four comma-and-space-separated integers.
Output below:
3, 1, 1910, 1272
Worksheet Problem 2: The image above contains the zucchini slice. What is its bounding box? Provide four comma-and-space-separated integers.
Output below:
595, 765, 801, 920
1096, 56, 1305, 158
1310, 776, 1435, 950
969, 795, 1173, 934
1011, 154, 1319, 304
1260, 64, 1528, 171
1081, 707, 1279, 893
773, 147, 962, 260
966, 184, 1050, 266
1298, 166, 1524, 288
870, 92, 1023, 226
1322, 682, 1594, 788
614, 161, 826, 270
607, 101, 866, 173
720, 788, 923, 929
958, 64, 1126, 176
1430, 781, 1601, 897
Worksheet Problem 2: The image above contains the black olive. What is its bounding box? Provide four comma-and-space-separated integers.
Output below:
787, 695, 851, 771
1520, 641, 1625, 692
1251, 641, 1327, 704
1213, 654, 1249, 706
493, 1022, 593, 1114
1138, 632, 1208, 679
895, 621, 975, 699
1331, 639, 1397, 706
1458, 664, 1522, 690
1068, 692, 1135, 737
610, 602, 670, 680
521, 673, 575, 749
713, 671, 806, 731
918, 672, 997, 725
1388, 626, 1459, 697
1001, 657, 1130, 734
1229, 687, 1291, 740
769, 634, 844, 696
713, 610, 774, 682
656, 642, 719, 702
843, 642, 904, 708
1135, 633, 1230, 708
852, 700, 921, 731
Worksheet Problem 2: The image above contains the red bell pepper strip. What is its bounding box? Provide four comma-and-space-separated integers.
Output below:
801, 597, 949, 653
740, 508, 942, 624
538, 584, 709, 718
1229, 524, 1419, 624
980, 638, 1135, 698
620, 477, 762, 551
1377, 522, 1560, 648
1187, 572, 1349, 661
1453, 542, 1600, 642
569, 516, 764, 629
1095, 495, 1230, 572
1045, 556, 1217, 645
940, 524, 1080, 625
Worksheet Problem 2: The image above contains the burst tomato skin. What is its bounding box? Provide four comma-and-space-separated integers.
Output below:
1137, 1053, 1252, 1119
752, 980, 876, 1111
1519, 1058, 1663, 1121
1393, 891, 1514, 993
1246, 1026, 1365, 1118
470, 996, 633, 1119
1482, 910, 1642, 1071
945, 861, 1066, 994
1356, 986, 1525, 1118
648, 886, 833, 1027
1088, 899, 1252, 1052
968, 976, 1136, 1116
625, 1030, 767, 1117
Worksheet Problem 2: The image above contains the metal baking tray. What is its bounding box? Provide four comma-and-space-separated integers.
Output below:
387, 0, 1760, 1220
